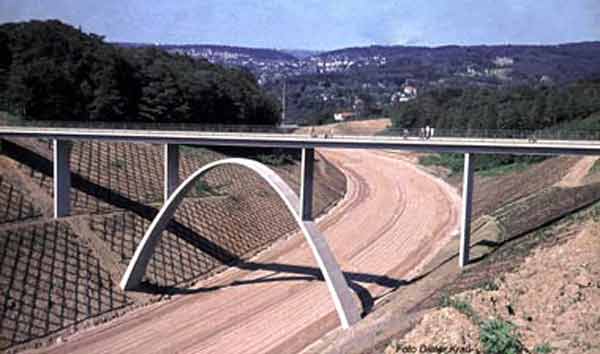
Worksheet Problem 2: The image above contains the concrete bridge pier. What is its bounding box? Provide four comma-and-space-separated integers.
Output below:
53, 139, 72, 218
300, 148, 314, 220
164, 144, 179, 201
459, 153, 475, 268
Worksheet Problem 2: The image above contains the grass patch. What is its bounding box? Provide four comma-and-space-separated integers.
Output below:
477, 162, 531, 177
480, 318, 524, 354
534, 343, 553, 353
419, 153, 546, 176
420, 153, 464, 175
111, 159, 126, 169
588, 159, 600, 176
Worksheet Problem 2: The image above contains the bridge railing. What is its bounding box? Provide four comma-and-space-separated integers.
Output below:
379, 127, 600, 141
0, 119, 296, 133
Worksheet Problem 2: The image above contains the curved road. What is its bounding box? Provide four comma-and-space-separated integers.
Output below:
37, 149, 460, 354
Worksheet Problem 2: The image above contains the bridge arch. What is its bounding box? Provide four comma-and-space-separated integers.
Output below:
119, 157, 360, 328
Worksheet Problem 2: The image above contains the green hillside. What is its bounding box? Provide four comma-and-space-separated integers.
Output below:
0, 20, 279, 125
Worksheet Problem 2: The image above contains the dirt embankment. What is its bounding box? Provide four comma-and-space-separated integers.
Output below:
385, 220, 600, 354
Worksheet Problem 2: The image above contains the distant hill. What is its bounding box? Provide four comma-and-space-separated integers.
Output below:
126, 41, 600, 86
124, 40, 600, 123
158, 44, 298, 61
319, 42, 600, 83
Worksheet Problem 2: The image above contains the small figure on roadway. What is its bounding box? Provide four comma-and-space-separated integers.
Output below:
402, 129, 409, 139
528, 134, 537, 143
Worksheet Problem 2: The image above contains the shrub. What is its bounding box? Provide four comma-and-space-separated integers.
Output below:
420, 153, 464, 175
256, 153, 294, 166
479, 319, 523, 354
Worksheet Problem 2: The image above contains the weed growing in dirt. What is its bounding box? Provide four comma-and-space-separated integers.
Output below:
439, 292, 452, 307
480, 280, 500, 291
564, 201, 600, 224
194, 180, 229, 197
440, 293, 478, 320
479, 318, 523, 354
111, 159, 126, 169
533, 343, 553, 353
195, 180, 214, 196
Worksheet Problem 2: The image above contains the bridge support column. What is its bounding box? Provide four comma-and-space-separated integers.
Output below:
459, 153, 475, 268
300, 148, 314, 220
53, 140, 71, 218
164, 144, 179, 201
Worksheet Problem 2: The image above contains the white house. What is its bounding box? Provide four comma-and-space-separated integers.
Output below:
333, 112, 356, 122
403, 85, 418, 97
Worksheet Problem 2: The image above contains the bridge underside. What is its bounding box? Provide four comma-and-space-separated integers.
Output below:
48, 139, 481, 328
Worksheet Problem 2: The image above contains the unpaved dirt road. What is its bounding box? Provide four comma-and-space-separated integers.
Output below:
36, 149, 460, 354
556, 156, 599, 187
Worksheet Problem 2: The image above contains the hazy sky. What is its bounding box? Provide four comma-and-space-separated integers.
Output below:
1, 0, 599, 50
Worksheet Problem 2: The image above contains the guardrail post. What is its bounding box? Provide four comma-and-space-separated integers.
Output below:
300, 148, 315, 220
164, 144, 179, 201
53, 139, 71, 218
460, 153, 475, 268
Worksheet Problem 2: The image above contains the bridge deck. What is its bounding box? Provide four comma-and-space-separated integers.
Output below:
0, 126, 599, 155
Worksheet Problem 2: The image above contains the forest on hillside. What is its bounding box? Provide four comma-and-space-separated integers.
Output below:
0, 20, 280, 125
389, 81, 600, 132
